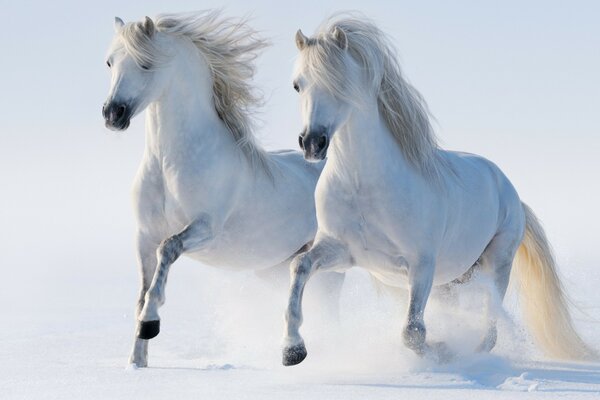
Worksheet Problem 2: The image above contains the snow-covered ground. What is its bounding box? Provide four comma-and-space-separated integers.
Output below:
2, 210, 599, 399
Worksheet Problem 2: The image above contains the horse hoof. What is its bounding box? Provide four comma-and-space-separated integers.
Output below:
282, 343, 307, 366
127, 357, 148, 368
137, 320, 160, 340
476, 325, 498, 353
126, 361, 147, 370
426, 341, 455, 364
475, 338, 496, 353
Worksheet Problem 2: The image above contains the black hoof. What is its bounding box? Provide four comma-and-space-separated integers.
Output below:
282, 343, 307, 366
137, 320, 160, 340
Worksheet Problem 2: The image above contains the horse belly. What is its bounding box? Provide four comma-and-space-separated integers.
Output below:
184, 203, 315, 270
184, 242, 285, 271
317, 184, 491, 287
350, 218, 492, 287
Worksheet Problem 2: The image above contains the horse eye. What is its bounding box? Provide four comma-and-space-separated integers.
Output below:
106, 60, 111, 68
141, 65, 150, 71
293, 82, 300, 93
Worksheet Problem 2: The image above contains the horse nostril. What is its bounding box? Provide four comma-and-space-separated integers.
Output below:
298, 135, 304, 150
102, 104, 107, 118
116, 105, 126, 119
318, 135, 327, 149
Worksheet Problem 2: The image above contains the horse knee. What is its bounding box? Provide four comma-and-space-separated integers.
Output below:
157, 235, 183, 264
290, 253, 314, 278
403, 321, 426, 351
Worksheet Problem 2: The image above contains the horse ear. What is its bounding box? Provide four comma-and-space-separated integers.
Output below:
331, 26, 348, 50
295, 29, 308, 50
114, 17, 124, 32
143, 16, 155, 37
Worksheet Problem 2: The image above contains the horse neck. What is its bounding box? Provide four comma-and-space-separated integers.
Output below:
328, 99, 410, 174
144, 48, 235, 159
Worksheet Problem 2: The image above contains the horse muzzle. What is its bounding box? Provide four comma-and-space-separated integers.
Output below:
299, 129, 329, 161
102, 101, 132, 131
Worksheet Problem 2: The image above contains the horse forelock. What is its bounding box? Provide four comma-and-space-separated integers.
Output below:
118, 20, 167, 70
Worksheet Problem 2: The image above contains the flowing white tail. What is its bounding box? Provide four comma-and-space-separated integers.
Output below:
512, 203, 596, 360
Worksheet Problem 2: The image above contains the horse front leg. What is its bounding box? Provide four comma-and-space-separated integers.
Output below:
137, 215, 214, 340
282, 236, 352, 366
403, 259, 433, 355
129, 234, 159, 368
402, 257, 451, 362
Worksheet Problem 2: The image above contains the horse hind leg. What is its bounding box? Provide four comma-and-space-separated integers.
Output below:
474, 230, 521, 353
433, 261, 478, 306
475, 303, 499, 353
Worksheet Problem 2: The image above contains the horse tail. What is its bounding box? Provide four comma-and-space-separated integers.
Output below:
512, 202, 596, 360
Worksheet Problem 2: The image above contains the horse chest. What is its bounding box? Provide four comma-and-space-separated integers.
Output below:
317, 175, 405, 267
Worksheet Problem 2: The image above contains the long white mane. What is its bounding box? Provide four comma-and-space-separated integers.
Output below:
301, 13, 446, 180
119, 11, 271, 172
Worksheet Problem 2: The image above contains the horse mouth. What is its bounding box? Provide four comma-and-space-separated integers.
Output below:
102, 101, 134, 132
304, 148, 327, 162
301, 133, 330, 162
105, 118, 131, 131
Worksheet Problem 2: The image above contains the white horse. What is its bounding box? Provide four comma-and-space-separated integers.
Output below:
102, 11, 343, 368
282, 14, 595, 366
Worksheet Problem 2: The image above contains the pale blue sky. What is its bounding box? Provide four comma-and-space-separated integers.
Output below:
1, 0, 599, 271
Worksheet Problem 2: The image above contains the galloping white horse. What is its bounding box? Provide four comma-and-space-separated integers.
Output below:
282, 14, 595, 365
102, 11, 342, 368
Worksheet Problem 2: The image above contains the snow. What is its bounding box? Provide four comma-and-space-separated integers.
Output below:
2, 239, 599, 399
